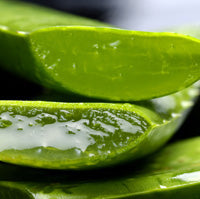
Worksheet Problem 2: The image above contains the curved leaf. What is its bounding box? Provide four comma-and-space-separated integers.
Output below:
0, 1, 200, 100
1, 137, 200, 198
0, 84, 198, 169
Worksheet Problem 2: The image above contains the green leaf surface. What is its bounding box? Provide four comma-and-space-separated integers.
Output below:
0, 84, 198, 170
1, 137, 200, 198
0, 0, 200, 100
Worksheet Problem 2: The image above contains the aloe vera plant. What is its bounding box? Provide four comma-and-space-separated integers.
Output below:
0, 137, 200, 198
0, 84, 198, 169
0, 0, 200, 101
0, 1, 200, 198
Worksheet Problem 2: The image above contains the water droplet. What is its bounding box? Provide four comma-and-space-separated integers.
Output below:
72, 63, 76, 70
109, 40, 120, 50
37, 148, 42, 153
93, 44, 99, 49
48, 63, 56, 70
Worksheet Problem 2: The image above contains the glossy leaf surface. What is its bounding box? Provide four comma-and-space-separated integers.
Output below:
0, 84, 198, 169
0, 0, 200, 100
1, 137, 200, 198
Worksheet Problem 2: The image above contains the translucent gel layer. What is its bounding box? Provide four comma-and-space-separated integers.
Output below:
0, 108, 148, 153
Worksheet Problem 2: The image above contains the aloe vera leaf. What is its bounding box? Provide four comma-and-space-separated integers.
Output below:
0, 83, 198, 170
1, 137, 200, 198
0, 1, 200, 101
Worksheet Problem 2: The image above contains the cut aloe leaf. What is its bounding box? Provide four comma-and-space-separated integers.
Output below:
1, 137, 200, 198
0, 1, 200, 100
0, 84, 198, 170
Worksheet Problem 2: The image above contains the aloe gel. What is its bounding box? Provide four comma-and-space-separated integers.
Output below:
0, 0, 200, 100
0, 83, 198, 169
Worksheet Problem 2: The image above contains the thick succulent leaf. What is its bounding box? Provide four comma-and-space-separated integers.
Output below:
1, 137, 200, 198
0, 84, 198, 170
0, 0, 200, 100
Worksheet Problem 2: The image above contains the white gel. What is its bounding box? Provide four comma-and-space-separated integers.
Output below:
0, 113, 102, 152
0, 110, 143, 152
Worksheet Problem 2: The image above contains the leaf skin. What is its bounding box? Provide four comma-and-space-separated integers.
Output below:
0, 84, 198, 170
0, 1, 200, 101
1, 137, 200, 198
